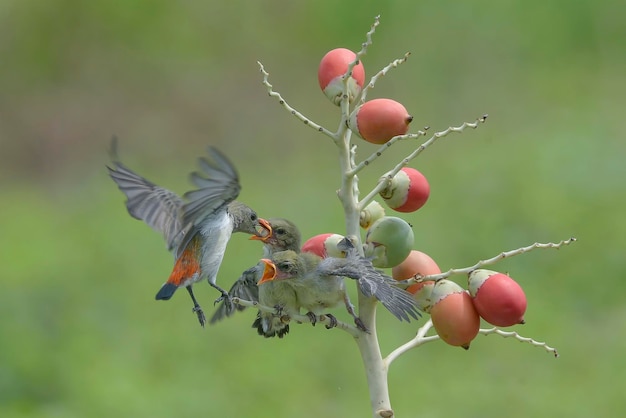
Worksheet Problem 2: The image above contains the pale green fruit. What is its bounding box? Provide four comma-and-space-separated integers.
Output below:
364, 216, 414, 268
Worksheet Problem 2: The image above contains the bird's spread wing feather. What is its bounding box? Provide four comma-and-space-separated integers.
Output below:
317, 255, 421, 322
182, 147, 241, 228
210, 264, 261, 323
107, 139, 185, 251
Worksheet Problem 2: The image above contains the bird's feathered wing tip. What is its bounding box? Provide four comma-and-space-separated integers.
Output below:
210, 266, 260, 324
107, 137, 185, 251
181, 147, 242, 228
317, 255, 422, 322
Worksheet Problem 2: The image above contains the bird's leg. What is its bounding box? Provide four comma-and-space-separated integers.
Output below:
306, 311, 318, 326
343, 292, 369, 333
273, 304, 291, 324
324, 314, 338, 330
186, 286, 206, 328
209, 281, 233, 311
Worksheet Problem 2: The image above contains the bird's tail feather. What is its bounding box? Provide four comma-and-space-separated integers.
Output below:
252, 314, 290, 338
155, 282, 178, 300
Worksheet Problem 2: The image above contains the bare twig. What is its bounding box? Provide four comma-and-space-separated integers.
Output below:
479, 328, 559, 357
257, 61, 336, 138
358, 52, 411, 105
385, 319, 439, 365
385, 320, 559, 367
400, 237, 577, 286
358, 115, 487, 211
350, 129, 429, 176
355, 15, 381, 60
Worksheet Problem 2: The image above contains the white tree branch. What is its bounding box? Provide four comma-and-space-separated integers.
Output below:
358, 115, 487, 211
398, 237, 577, 286
479, 327, 559, 357
257, 61, 336, 138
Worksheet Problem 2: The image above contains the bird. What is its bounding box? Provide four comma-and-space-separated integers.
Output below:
209, 217, 301, 327
316, 237, 422, 323
107, 138, 271, 327
257, 250, 366, 332
258, 238, 421, 330
254, 261, 300, 338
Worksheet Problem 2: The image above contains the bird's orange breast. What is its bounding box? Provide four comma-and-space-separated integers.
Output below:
167, 235, 202, 287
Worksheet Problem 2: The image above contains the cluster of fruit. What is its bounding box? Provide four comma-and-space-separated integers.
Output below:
318, 47, 413, 144
316, 47, 528, 349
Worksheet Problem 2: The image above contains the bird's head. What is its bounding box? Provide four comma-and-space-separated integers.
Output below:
257, 250, 302, 285
250, 218, 300, 252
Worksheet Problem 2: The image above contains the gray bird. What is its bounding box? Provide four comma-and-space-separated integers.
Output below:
107, 138, 271, 327
259, 239, 421, 330
209, 217, 301, 324
257, 250, 366, 332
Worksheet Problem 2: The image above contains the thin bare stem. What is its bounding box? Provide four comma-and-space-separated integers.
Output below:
400, 237, 577, 286
359, 115, 487, 211
385, 319, 439, 365
350, 129, 429, 176
257, 61, 336, 138
231, 297, 361, 337
479, 328, 559, 357
338, 16, 381, 137
359, 53, 411, 105
385, 320, 559, 366
355, 15, 380, 59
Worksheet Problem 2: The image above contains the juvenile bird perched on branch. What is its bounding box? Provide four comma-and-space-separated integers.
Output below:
258, 237, 421, 330
107, 138, 271, 327
209, 218, 302, 333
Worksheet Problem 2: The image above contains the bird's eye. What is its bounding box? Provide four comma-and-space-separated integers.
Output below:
277, 262, 290, 270
276, 228, 285, 235
250, 213, 257, 221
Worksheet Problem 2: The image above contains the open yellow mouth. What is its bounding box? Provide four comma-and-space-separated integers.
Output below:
257, 259, 277, 285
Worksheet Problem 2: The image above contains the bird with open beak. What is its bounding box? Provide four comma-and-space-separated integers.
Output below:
107, 139, 272, 327
258, 237, 421, 331
209, 218, 302, 334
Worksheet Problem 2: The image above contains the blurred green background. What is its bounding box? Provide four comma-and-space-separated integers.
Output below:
1, 0, 624, 417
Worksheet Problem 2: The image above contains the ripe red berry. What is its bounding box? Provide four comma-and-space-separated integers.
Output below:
430, 280, 480, 349
301, 233, 345, 258
468, 269, 527, 327
318, 48, 365, 105
380, 167, 430, 213
348, 98, 413, 144
391, 250, 441, 295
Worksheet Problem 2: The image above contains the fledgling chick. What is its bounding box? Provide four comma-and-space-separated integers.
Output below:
107, 138, 271, 327
316, 237, 422, 322
209, 218, 301, 330
259, 238, 421, 330
258, 250, 367, 332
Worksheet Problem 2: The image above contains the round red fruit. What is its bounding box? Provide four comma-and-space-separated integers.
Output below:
318, 48, 365, 105
430, 280, 480, 349
391, 250, 441, 295
468, 269, 527, 327
348, 99, 413, 144
301, 233, 345, 258
380, 167, 430, 213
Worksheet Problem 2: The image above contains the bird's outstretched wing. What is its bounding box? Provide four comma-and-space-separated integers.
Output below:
317, 255, 421, 322
107, 138, 185, 251
210, 264, 261, 323
182, 146, 241, 229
